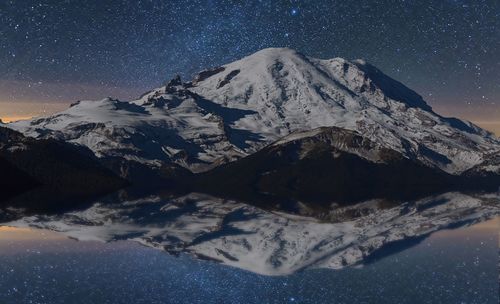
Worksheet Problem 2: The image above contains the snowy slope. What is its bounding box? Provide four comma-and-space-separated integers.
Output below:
3, 191, 499, 275
189, 48, 499, 174
9, 90, 247, 173
8, 47, 500, 175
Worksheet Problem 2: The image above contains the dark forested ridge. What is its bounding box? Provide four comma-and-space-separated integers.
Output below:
0, 127, 126, 207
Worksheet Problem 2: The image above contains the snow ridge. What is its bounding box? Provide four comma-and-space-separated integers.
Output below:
8, 47, 500, 175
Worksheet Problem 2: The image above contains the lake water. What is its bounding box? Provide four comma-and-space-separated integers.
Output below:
0, 217, 498, 304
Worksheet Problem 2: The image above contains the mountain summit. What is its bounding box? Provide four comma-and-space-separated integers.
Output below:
189, 47, 498, 174
7, 48, 500, 181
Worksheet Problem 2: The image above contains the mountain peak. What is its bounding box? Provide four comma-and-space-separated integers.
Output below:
166, 74, 183, 87
221, 48, 434, 112
244, 47, 303, 58
191, 47, 433, 110
8, 48, 500, 177
187, 47, 498, 173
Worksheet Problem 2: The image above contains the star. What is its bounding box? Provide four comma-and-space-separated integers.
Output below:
0, 0, 497, 127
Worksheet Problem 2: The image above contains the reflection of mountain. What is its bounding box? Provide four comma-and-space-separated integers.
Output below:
3, 191, 498, 275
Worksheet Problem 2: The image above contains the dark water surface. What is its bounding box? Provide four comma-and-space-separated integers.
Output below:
0, 218, 498, 304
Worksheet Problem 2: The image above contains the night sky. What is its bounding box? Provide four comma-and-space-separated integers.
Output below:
0, 0, 498, 131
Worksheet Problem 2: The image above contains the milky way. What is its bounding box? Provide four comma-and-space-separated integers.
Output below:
0, 0, 498, 122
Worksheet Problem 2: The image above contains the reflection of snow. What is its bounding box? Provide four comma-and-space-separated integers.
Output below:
4, 191, 499, 276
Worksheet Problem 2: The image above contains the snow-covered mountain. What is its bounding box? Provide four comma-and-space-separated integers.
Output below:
189, 48, 499, 174
3, 191, 498, 275
8, 91, 244, 173
7, 48, 500, 177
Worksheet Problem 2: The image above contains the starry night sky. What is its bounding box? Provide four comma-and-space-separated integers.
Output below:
0, 0, 498, 130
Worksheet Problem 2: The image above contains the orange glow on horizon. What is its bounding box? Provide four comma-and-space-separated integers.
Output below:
0, 101, 69, 124
0, 226, 66, 241
0, 226, 32, 232
472, 121, 500, 136
468, 217, 499, 230
1, 115, 34, 123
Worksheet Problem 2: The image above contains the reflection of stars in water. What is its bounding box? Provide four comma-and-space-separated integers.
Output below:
0, 222, 498, 304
